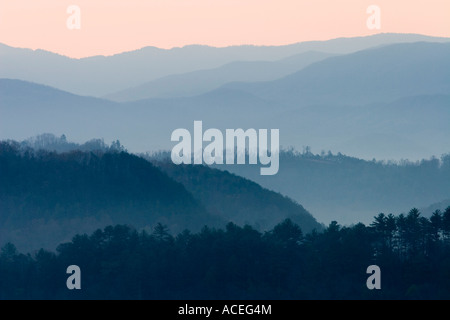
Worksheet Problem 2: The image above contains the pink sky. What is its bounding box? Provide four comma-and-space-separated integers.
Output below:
0, 0, 449, 58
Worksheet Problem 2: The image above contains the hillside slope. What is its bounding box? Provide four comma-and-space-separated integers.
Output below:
0, 142, 217, 251
153, 160, 322, 233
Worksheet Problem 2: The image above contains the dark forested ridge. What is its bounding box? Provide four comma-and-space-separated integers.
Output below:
0, 141, 220, 251
1, 208, 450, 300
0, 139, 322, 252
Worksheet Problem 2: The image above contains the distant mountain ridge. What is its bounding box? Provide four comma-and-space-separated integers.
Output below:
223, 42, 450, 106
103, 51, 335, 101
1, 33, 449, 97
1, 41, 449, 160
220, 151, 450, 225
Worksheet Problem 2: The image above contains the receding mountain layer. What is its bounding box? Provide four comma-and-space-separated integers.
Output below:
0, 139, 322, 252
1, 33, 448, 96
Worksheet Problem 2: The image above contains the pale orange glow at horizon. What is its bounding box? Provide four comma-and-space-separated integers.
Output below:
0, 0, 449, 58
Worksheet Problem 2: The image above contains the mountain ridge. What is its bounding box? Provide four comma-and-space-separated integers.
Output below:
222, 41, 450, 106
103, 51, 335, 101
2, 33, 449, 60
1, 33, 449, 96
0, 138, 323, 252
1, 42, 449, 159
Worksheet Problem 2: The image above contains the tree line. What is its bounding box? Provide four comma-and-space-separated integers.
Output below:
1, 208, 450, 300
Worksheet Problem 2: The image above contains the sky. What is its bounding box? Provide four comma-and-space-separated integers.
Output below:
0, 0, 449, 58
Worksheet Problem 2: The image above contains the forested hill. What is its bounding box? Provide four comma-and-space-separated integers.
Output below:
0, 141, 220, 251
0, 140, 322, 252
153, 160, 322, 233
